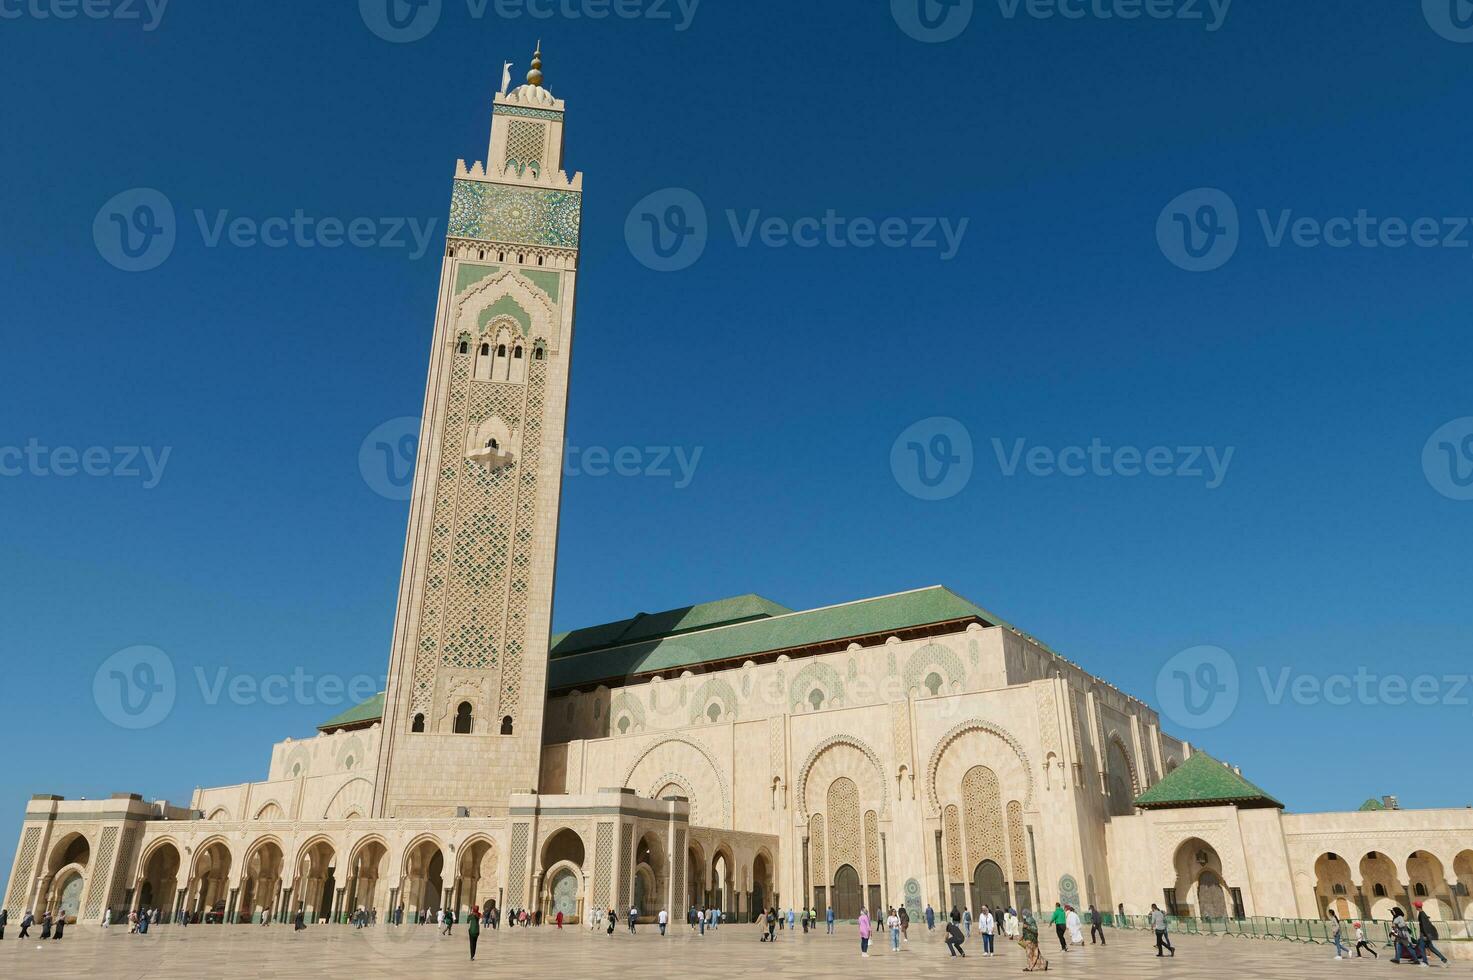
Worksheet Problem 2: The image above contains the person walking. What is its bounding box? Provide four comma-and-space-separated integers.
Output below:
786, 906, 795, 932
887, 907, 901, 952
53, 912, 66, 941
19, 910, 33, 939
1088, 904, 1105, 945
657, 907, 667, 936
606, 907, 617, 936
826, 905, 835, 934
963, 906, 972, 936
1352, 920, 1378, 958
926, 903, 936, 932
858, 906, 872, 957
899, 904, 910, 942
468, 906, 481, 961
1328, 908, 1347, 960
1415, 901, 1449, 966
629, 905, 638, 934
945, 917, 967, 957
103, 906, 112, 928
0, 907, 7, 940
1050, 902, 1068, 952
41, 911, 53, 939
1390, 907, 1425, 965
1149, 904, 1174, 957
1066, 905, 1084, 946
1021, 909, 1048, 972
767, 906, 778, 942
979, 905, 996, 956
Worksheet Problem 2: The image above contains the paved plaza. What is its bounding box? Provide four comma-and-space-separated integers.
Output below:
0, 922, 1456, 980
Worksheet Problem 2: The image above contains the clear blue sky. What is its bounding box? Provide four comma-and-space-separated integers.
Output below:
3, 0, 1473, 878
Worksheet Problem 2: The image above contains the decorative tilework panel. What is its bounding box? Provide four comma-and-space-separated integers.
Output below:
593, 823, 614, 908
494, 105, 564, 122
84, 826, 120, 920
962, 766, 1006, 872
863, 810, 880, 886
1007, 801, 1028, 881
827, 777, 861, 874
617, 824, 634, 909
449, 180, 581, 248
508, 823, 530, 905
5, 827, 41, 915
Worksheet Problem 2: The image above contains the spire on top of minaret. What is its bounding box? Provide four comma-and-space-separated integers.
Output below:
526, 41, 543, 87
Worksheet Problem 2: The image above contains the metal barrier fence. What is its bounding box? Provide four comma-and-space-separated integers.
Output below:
1105, 913, 1472, 944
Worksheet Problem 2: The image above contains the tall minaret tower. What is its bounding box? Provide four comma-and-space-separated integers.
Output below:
373, 45, 582, 818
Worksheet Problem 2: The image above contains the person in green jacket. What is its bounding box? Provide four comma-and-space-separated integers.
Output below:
468, 905, 480, 961
1050, 903, 1069, 952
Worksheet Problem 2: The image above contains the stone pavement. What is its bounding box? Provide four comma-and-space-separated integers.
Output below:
0, 921, 1457, 979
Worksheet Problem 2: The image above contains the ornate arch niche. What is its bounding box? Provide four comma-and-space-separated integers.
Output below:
453, 269, 561, 356
797, 736, 890, 819
623, 736, 730, 827
925, 719, 1035, 816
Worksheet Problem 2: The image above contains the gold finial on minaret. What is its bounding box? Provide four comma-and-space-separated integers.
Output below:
526, 41, 543, 87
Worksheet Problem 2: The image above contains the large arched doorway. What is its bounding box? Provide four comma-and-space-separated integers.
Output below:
833, 864, 862, 919
455, 837, 496, 918
1170, 838, 1233, 918
1105, 740, 1136, 816
190, 840, 232, 922
1313, 852, 1355, 918
43, 833, 91, 921
687, 840, 706, 909
402, 839, 445, 920
540, 829, 585, 922
633, 833, 664, 921
711, 848, 733, 918
1359, 852, 1401, 920
752, 851, 772, 917
240, 841, 284, 923
348, 838, 390, 919
139, 842, 181, 918
296, 839, 337, 923
972, 860, 1008, 913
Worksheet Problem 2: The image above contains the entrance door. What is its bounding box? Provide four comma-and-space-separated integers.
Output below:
551, 870, 578, 919
1197, 872, 1227, 918
833, 865, 861, 919
973, 860, 1008, 912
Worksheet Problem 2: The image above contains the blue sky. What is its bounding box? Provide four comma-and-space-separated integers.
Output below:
3, 0, 1473, 877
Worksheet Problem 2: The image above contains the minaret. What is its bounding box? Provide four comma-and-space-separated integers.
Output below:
373, 46, 583, 818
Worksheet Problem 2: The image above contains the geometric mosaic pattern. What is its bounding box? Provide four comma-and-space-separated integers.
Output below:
504, 120, 546, 176
826, 777, 861, 875
5, 826, 41, 915
863, 810, 880, 887
961, 765, 1006, 873
592, 823, 614, 909
1007, 800, 1028, 881
83, 826, 119, 921
944, 804, 964, 881
448, 180, 581, 249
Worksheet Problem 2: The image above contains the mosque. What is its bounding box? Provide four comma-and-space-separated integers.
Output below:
7, 49, 1472, 931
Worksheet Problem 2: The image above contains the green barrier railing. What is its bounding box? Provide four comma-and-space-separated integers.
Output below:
1103, 913, 1468, 945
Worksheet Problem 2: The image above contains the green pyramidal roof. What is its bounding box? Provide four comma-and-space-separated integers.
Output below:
1358, 797, 1387, 811
1133, 752, 1283, 810
317, 691, 385, 733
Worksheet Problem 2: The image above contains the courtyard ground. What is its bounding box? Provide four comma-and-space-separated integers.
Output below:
0, 920, 1460, 979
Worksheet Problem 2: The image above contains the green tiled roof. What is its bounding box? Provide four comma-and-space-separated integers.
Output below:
317, 691, 385, 732
1358, 798, 1387, 812
547, 586, 996, 691
550, 594, 791, 659
1133, 752, 1283, 810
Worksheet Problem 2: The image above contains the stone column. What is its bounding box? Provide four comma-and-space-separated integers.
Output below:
226, 886, 239, 924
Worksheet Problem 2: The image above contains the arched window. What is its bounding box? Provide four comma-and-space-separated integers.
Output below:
454, 702, 473, 734
1373, 883, 1387, 897
807, 688, 824, 711
411, 713, 425, 733
706, 703, 721, 722
497, 344, 507, 357
458, 340, 469, 355
534, 347, 545, 361
487, 437, 500, 451
513, 346, 523, 359
1414, 882, 1428, 897
500, 716, 514, 735
924, 671, 943, 696
480, 343, 490, 356
617, 715, 631, 735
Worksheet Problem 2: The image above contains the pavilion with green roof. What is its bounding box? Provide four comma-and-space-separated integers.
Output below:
1133, 752, 1284, 811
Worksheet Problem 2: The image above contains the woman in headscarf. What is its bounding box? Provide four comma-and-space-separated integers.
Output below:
1020, 909, 1048, 971
857, 906, 872, 957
